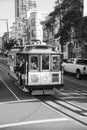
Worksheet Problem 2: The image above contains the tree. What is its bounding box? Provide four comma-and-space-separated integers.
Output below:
57, 0, 83, 43
48, 0, 83, 51
76, 16, 87, 58
78, 16, 87, 42
4, 38, 17, 50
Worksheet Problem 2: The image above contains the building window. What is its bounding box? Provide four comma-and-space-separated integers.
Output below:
15, 27, 17, 30
37, 30, 41, 37
18, 23, 20, 27
43, 29, 48, 38
32, 30, 36, 37
17, 8, 19, 17
16, 0, 19, 17
63, 46, 66, 52
28, 1, 37, 9
31, 19, 35, 26
51, 26, 54, 35
17, 0, 19, 5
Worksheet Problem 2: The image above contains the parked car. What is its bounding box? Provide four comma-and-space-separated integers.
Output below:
62, 58, 87, 79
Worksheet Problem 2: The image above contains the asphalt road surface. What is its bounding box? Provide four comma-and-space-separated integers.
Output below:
0, 58, 87, 130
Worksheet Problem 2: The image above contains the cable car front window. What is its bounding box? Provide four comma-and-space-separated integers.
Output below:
52, 55, 60, 71
30, 55, 38, 70
42, 55, 49, 70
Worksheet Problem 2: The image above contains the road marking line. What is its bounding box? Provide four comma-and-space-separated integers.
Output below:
0, 99, 39, 105
0, 77, 20, 101
56, 100, 82, 111
61, 96, 85, 100
0, 118, 68, 129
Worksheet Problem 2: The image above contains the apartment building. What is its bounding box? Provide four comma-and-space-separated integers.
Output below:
41, 15, 61, 53
28, 11, 47, 44
10, 0, 47, 46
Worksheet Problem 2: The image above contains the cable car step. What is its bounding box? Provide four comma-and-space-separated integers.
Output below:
31, 89, 55, 95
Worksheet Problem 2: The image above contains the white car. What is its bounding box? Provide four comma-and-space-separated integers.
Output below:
62, 58, 87, 79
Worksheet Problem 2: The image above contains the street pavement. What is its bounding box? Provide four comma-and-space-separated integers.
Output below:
0, 99, 67, 128
0, 100, 87, 130
0, 56, 87, 129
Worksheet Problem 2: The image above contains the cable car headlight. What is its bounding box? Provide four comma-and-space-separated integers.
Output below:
44, 77, 48, 81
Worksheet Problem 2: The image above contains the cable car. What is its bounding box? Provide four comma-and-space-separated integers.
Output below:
8, 43, 64, 95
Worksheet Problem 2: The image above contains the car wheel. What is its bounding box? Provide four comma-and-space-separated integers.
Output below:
76, 70, 81, 79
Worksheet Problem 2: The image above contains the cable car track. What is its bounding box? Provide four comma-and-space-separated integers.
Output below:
35, 94, 87, 126
64, 83, 87, 97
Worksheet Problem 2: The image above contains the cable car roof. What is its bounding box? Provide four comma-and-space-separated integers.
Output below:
21, 49, 61, 54
9, 46, 23, 53
9, 44, 62, 55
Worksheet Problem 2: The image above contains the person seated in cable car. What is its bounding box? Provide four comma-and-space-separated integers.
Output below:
31, 57, 38, 70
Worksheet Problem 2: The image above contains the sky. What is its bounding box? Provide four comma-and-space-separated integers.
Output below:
0, 0, 87, 37
38, 0, 55, 14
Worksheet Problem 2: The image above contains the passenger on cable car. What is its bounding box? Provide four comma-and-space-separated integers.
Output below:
31, 57, 38, 70
16, 57, 20, 81
19, 58, 26, 86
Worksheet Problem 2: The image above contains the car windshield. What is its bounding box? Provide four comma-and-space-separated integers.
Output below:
76, 59, 87, 65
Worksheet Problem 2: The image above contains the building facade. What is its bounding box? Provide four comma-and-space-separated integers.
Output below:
41, 15, 61, 52
10, 0, 47, 46
28, 11, 47, 44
